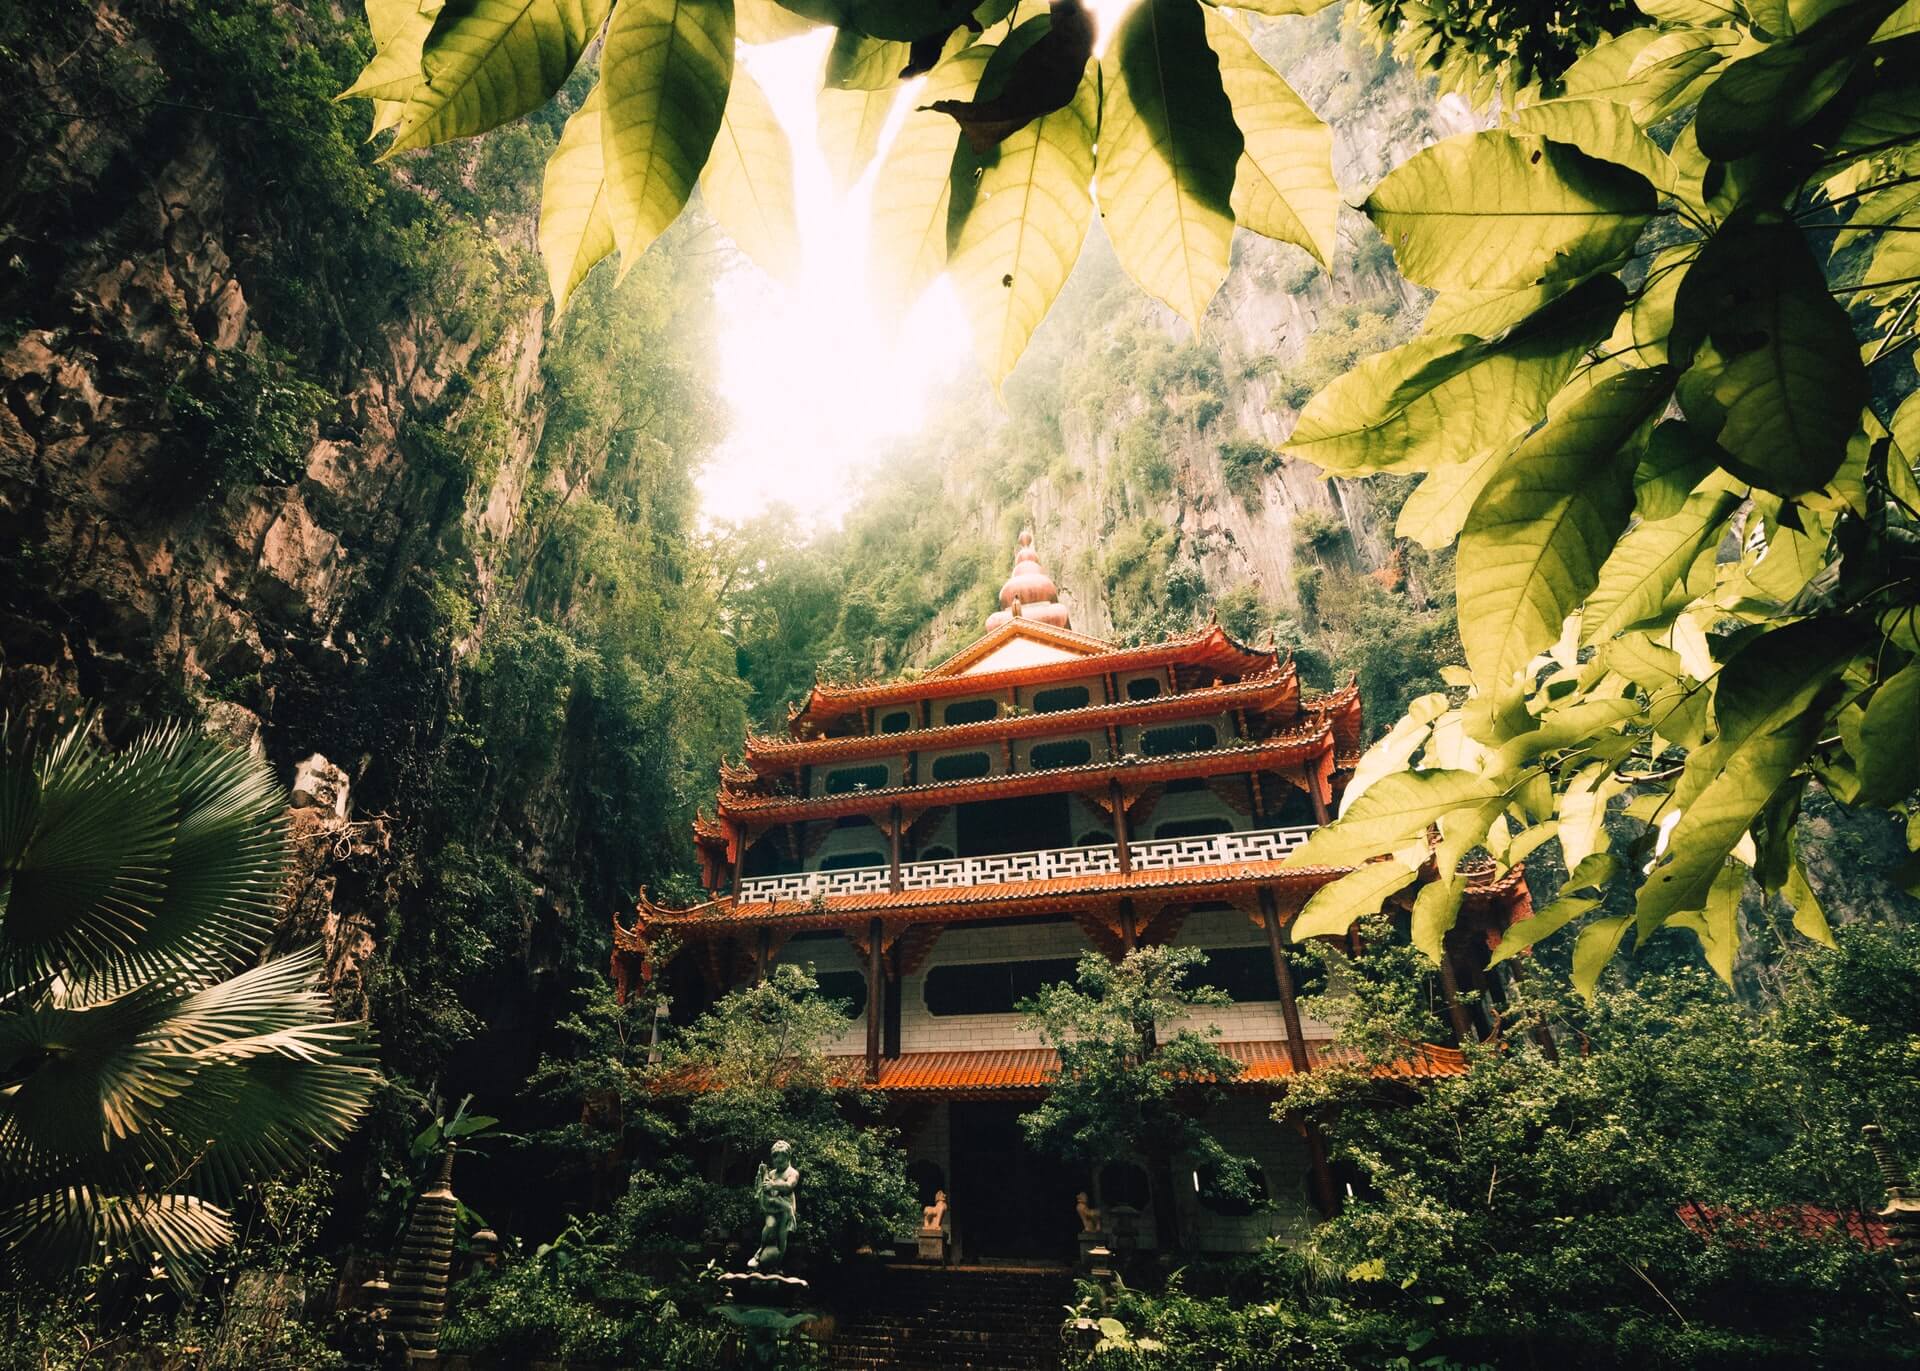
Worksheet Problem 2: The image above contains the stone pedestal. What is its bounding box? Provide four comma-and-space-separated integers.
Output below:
916, 1226, 950, 1263
1077, 1229, 1109, 1272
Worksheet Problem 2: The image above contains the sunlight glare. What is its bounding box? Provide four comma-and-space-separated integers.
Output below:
700, 32, 969, 529
700, 1, 1142, 527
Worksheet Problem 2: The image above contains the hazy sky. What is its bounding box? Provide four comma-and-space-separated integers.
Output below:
698, 4, 1138, 528
697, 31, 971, 529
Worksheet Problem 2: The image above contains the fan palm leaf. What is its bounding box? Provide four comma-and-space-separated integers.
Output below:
0, 723, 379, 1286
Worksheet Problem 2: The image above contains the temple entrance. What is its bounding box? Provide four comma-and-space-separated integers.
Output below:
949, 1102, 1085, 1263
956, 793, 1071, 857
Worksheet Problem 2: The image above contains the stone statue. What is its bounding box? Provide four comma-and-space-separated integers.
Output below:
1076, 1191, 1101, 1232
747, 1140, 800, 1271
921, 1190, 948, 1232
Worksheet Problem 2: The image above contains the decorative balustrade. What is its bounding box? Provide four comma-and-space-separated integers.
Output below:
736, 825, 1318, 902
1129, 825, 1315, 869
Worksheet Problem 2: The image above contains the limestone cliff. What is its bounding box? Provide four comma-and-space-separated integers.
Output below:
0, 0, 731, 1123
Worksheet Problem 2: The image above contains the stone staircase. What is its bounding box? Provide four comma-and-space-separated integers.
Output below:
826, 1264, 1076, 1371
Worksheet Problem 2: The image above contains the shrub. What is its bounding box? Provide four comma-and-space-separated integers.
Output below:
1217, 438, 1283, 508
1292, 508, 1348, 557
164, 346, 330, 498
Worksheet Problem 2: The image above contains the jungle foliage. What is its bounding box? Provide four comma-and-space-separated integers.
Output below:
0, 727, 377, 1287
1058, 920, 1920, 1370
1284, 0, 1920, 992
340, 0, 1344, 384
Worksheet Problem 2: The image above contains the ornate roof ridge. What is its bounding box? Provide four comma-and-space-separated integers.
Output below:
736, 666, 1301, 770
716, 728, 1336, 817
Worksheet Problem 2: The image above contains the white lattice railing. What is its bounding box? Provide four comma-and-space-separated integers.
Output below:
1129, 825, 1316, 870
899, 843, 1122, 890
736, 825, 1318, 902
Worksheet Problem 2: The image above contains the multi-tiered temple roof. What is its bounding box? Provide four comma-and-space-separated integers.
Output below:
613, 534, 1531, 1112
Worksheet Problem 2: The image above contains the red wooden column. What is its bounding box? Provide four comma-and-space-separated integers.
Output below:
1262, 887, 1340, 1218
888, 803, 903, 892
865, 917, 884, 1083
1109, 780, 1133, 875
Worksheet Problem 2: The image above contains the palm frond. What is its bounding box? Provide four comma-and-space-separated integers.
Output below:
0, 723, 174, 982
0, 1186, 233, 1289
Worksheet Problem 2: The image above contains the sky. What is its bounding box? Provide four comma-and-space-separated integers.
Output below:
696, 32, 972, 530
696, 4, 1140, 529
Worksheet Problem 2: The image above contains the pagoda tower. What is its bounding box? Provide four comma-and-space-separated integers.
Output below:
615, 531, 1529, 1259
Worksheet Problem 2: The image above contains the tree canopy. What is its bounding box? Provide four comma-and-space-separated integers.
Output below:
341, 0, 1344, 383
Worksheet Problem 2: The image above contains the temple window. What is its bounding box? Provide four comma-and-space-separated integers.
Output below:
812, 969, 869, 1019
819, 850, 884, 871
923, 958, 1081, 1015
1165, 776, 1209, 794
930, 751, 993, 781
825, 763, 890, 794
1031, 684, 1090, 713
1188, 944, 1326, 1000
1075, 830, 1114, 847
1153, 817, 1234, 839
918, 845, 956, 861
1124, 676, 1161, 701
879, 710, 914, 734
943, 698, 999, 725
1141, 722, 1218, 756
1193, 1158, 1268, 1217
1029, 738, 1093, 770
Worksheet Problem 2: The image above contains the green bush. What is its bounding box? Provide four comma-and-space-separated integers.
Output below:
1292, 509, 1348, 557
1217, 438, 1283, 508
164, 347, 330, 497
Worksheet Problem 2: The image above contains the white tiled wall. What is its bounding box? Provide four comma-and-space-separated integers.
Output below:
1173, 1097, 1317, 1249
1143, 785, 1245, 838
899, 919, 1091, 1053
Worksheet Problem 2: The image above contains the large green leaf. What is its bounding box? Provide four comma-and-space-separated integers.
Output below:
1624, 28, 1741, 125
1396, 445, 1514, 550
736, 0, 817, 40
1289, 860, 1421, 942
1338, 692, 1449, 814
1286, 769, 1505, 868
1571, 914, 1632, 1000
1458, 368, 1675, 688
1857, 661, 1920, 804
1512, 99, 1676, 194
1582, 478, 1741, 645
1098, 0, 1242, 330
869, 44, 993, 312
1365, 132, 1656, 293
701, 65, 800, 281
344, 0, 446, 105
540, 86, 615, 312
1632, 418, 1723, 519
949, 66, 1096, 386
1283, 276, 1625, 475
1693, 1, 1894, 160
825, 29, 912, 88
385, 0, 611, 154
1669, 860, 1745, 982
1673, 221, 1869, 495
1638, 619, 1865, 931
1488, 853, 1618, 966
1201, 8, 1337, 266
601, 0, 734, 266
818, 84, 895, 190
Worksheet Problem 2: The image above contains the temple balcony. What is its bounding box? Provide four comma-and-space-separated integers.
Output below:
734, 824, 1320, 904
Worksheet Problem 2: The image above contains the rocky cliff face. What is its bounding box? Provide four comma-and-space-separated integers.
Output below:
0, 0, 732, 1116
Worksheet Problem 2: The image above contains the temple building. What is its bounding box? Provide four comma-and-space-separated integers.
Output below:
613, 532, 1529, 1261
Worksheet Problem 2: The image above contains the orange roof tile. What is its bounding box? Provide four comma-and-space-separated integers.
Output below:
716, 729, 1334, 823
814, 1040, 1467, 1096
788, 624, 1279, 735
738, 668, 1300, 774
